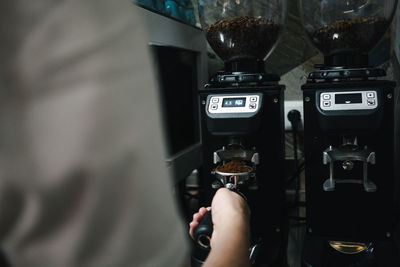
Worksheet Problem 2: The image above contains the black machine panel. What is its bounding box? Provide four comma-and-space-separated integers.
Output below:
302, 80, 397, 241
197, 85, 287, 266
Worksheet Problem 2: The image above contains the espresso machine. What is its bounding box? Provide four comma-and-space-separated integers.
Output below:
299, 0, 399, 266
191, 0, 288, 266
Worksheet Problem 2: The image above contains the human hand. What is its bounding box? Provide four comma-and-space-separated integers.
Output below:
188, 188, 250, 245
190, 188, 251, 267
189, 206, 211, 239
209, 188, 250, 247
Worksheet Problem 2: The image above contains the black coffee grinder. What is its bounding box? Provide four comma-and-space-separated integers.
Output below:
299, 0, 399, 266
191, 0, 288, 266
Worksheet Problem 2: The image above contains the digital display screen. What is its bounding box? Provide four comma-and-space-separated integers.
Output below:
335, 93, 362, 104
222, 98, 246, 107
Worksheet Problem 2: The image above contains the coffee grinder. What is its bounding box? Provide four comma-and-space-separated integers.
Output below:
191, 0, 288, 266
299, 0, 399, 266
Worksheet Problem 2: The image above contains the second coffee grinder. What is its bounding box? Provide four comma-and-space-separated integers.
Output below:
299, 0, 399, 266
191, 0, 288, 266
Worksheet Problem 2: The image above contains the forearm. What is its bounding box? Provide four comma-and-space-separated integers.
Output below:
203, 220, 251, 267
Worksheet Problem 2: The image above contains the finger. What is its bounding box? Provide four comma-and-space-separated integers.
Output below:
193, 207, 209, 222
194, 212, 208, 223
189, 221, 199, 239
199, 207, 208, 216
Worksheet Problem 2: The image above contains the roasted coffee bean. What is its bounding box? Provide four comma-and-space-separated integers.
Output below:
206, 16, 282, 62
310, 16, 389, 55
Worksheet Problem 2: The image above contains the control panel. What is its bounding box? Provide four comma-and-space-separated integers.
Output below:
205, 93, 262, 119
207, 94, 261, 116
320, 90, 378, 111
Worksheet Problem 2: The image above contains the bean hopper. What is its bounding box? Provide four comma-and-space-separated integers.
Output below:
299, 0, 399, 266
192, 0, 288, 266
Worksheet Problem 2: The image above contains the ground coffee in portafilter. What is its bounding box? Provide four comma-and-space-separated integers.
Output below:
311, 16, 389, 55
206, 16, 282, 61
216, 160, 252, 173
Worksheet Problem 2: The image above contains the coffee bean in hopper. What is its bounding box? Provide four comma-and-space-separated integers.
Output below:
206, 16, 282, 62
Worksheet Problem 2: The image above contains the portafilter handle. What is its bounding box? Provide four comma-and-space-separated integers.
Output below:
193, 209, 213, 250
193, 183, 244, 251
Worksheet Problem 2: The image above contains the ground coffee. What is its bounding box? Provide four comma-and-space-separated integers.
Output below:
311, 16, 389, 55
206, 16, 282, 62
216, 160, 252, 173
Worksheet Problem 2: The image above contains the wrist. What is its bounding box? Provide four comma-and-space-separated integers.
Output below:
211, 216, 250, 249
206, 218, 251, 267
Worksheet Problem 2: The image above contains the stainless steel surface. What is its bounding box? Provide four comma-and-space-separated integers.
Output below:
213, 147, 259, 164
249, 243, 258, 263
211, 180, 222, 189
213, 143, 259, 186
343, 136, 358, 148
323, 179, 335, 192
322, 145, 377, 192
328, 241, 370, 255
198, 234, 211, 249
213, 166, 254, 185
342, 160, 354, 170
138, 7, 208, 183
138, 7, 207, 90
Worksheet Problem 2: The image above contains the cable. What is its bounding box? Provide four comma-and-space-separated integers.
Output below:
287, 109, 302, 203
285, 161, 305, 186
